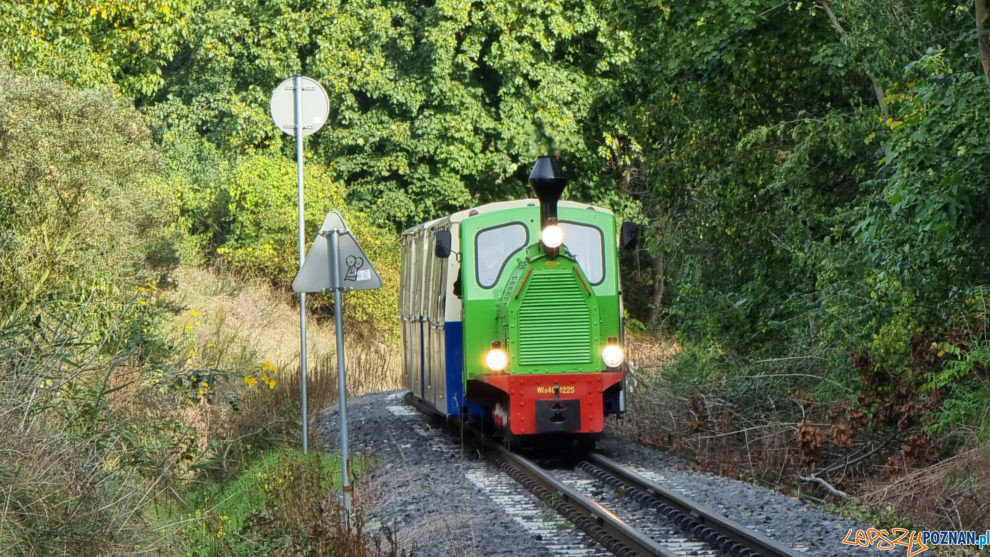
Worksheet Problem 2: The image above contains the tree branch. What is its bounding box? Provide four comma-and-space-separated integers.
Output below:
978, 0, 990, 87
799, 475, 848, 498
815, 431, 900, 477
816, 0, 890, 119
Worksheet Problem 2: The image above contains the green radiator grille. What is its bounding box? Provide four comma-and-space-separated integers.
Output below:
517, 272, 592, 366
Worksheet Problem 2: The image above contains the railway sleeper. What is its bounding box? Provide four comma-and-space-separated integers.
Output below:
580, 461, 757, 557
485, 451, 641, 557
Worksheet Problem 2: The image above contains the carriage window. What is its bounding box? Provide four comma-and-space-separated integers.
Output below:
560, 222, 604, 284
475, 223, 528, 288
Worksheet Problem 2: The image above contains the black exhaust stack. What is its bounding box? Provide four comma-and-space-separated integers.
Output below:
528, 156, 566, 258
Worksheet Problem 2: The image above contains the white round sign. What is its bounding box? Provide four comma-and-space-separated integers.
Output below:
270, 76, 329, 137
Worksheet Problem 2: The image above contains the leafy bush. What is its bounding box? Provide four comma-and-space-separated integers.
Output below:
0, 67, 176, 320
0, 68, 198, 554
161, 135, 234, 265
167, 449, 393, 556
214, 153, 401, 340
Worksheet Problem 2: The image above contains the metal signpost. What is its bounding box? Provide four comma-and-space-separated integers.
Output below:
270, 75, 329, 454
293, 211, 381, 515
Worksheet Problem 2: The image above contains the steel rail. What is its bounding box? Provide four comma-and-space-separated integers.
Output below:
402, 393, 674, 556
474, 431, 678, 557
587, 453, 806, 557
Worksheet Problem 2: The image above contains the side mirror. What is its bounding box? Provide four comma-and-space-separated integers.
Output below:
620, 222, 639, 250
435, 230, 452, 258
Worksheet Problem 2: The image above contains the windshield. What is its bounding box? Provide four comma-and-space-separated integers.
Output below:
560, 222, 604, 284
475, 223, 528, 288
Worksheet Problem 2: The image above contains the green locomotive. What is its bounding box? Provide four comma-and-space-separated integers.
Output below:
400, 156, 629, 442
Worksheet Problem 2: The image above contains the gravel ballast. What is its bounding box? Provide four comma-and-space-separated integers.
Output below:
318, 390, 886, 556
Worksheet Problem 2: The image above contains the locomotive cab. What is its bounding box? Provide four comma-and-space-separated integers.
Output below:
400, 158, 627, 444
458, 202, 625, 438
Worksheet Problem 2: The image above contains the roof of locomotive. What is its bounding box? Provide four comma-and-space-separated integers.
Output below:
401, 199, 613, 236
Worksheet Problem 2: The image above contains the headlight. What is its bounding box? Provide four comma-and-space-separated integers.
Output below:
486, 342, 508, 372
601, 344, 624, 368
541, 224, 563, 249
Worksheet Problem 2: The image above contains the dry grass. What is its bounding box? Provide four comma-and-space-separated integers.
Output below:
610, 332, 683, 445
859, 447, 990, 531
169, 266, 336, 371
625, 331, 681, 375
169, 265, 401, 397
611, 334, 990, 531
164, 265, 402, 471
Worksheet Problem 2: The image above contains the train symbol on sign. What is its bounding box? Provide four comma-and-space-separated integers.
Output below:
344, 256, 371, 282
292, 212, 382, 293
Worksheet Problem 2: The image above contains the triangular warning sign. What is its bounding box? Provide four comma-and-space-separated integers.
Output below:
292, 212, 382, 293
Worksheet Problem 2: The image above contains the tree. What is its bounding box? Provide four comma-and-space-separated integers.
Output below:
0, 0, 195, 96
0, 67, 173, 325
144, 0, 634, 227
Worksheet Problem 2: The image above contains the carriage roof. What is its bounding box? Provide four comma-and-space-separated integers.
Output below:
401, 199, 613, 236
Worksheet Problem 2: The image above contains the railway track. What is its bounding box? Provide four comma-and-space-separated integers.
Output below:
576, 454, 805, 557
405, 393, 807, 556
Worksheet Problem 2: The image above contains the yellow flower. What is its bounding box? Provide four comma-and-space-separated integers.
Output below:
190, 310, 199, 316
207, 343, 216, 348
244, 377, 257, 387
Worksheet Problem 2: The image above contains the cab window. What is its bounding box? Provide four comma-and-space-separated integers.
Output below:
475, 223, 527, 288
560, 222, 604, 284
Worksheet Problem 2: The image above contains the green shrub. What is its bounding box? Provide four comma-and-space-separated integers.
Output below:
0, 68, 196, 555
162, 135, 234, 265
168, 449, 383, 556
216, 153, 401, 341
0, 67, 177, 323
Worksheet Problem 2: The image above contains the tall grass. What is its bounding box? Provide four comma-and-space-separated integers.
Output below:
0, 307, 187, 555
291, 340, 402, 418
161, 449, 406, 555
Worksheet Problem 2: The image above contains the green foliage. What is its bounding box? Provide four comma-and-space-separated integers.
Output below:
209, 153, 402, 339
0, 66, 178, 334
600, 0, 989, 455
142, 0, 634, 227
0, 0, 196, 96
167, 449, 375, 556
221, 154, 345, 281
163, 135, 233, 264
859, 50, 990, 298
926, 289, 990, 439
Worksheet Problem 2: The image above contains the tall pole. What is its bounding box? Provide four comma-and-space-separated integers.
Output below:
329, 230, 352, 515
294, 74, 309, 454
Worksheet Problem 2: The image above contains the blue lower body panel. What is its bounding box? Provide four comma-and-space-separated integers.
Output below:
444, 321, 463, 416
